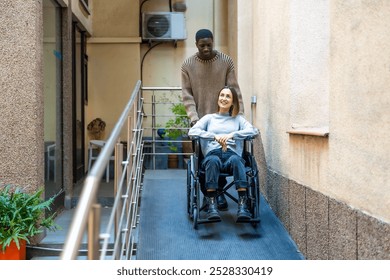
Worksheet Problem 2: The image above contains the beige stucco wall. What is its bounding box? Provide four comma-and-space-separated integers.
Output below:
86, 43, 141, 140
236, 1, 253, 113
247, 0, 291, 174
237, 0, 390, 223
0, 0, 44, 191
85, 0, 141, 147
91, 0, 138, 37
328, 0, 390, 222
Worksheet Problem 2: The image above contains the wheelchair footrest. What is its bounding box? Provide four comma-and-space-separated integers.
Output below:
236, 218, 260, 224
197, 218, 222, 224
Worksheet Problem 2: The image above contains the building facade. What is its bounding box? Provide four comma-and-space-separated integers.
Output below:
0, 0, 389, 259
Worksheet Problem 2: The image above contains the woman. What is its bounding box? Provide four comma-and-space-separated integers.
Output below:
188, 86, 259, 222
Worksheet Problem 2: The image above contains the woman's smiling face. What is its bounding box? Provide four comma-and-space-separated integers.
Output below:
218, 88, 233, 113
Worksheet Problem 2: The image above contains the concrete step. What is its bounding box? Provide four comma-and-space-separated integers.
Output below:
27, 243, 115, 260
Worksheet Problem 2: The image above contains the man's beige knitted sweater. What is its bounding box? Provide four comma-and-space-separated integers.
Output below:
181, 51, 244, 123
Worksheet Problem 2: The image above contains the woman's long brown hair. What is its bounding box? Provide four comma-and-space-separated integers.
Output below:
217, 86, 240, 116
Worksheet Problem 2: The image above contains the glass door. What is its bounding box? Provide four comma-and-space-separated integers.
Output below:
43, 0, 63, 202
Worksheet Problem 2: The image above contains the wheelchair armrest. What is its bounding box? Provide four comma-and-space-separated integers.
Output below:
245, 135, 256, 140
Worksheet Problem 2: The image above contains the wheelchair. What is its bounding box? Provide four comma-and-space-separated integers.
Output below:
186, 136, 261, 229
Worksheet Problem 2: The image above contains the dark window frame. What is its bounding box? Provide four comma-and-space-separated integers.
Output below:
72, 23, 87, 182
79, 0, 91, 15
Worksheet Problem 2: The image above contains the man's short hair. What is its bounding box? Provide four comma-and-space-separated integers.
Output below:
195, 29, 213, 41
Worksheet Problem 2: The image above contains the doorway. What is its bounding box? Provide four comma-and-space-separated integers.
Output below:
43, 0, 64, 208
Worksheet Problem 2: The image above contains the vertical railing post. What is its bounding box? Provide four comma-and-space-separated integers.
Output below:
128, 114, 134, 189
88, 203, 101, 260
114, 142, 123, 244
126, 115, 134, 240
151, 92, 156, 169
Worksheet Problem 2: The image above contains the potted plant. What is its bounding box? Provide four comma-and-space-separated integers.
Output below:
164, 103, 192, 168
0, 185, 59, 260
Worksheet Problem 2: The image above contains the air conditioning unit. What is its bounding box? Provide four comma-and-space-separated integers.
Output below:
142, 12, 187, 41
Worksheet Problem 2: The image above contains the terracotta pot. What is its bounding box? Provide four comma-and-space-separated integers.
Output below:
182, 140, 193, 158
0, 239, 26, 260
168, 154, 178, 168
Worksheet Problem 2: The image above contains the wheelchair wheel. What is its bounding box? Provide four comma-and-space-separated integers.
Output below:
252, 176, 260, 227
193, 207, 198, 230
187, 160, 192, 217
192, 179, 201, 230
248, 159, 260, 227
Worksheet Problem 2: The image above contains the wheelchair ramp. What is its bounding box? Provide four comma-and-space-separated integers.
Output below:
137, 169, 304, 260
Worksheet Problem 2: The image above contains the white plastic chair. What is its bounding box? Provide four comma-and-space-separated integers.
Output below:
88, 140, 115, 182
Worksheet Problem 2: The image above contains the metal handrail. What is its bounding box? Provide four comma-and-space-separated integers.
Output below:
61, 80, 143, 260
141, 86, 192, 169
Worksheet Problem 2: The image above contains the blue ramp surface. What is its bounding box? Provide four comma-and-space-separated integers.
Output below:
137, 170, 304, 260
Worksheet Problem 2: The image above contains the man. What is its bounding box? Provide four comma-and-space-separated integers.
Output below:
181, 29, 244, 210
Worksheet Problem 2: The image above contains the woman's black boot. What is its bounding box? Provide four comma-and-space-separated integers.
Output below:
237, 196, 251, 222
206, 197, 221, 221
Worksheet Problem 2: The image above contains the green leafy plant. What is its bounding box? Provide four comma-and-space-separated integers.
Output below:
164, 103, 190, 152
0, 186, 60, 251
